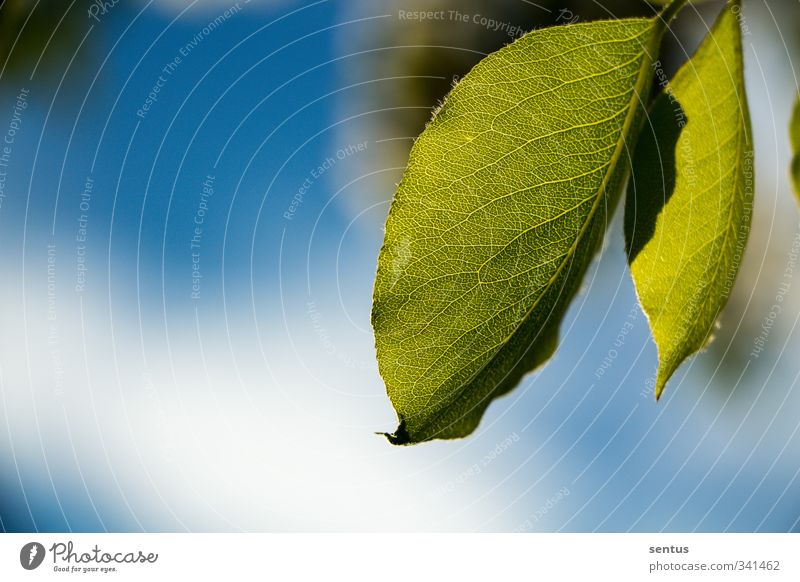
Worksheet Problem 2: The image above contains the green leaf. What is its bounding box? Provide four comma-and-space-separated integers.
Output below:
625, 0, 753, 400
791, 93, 800, 201
372, 13, 676, 444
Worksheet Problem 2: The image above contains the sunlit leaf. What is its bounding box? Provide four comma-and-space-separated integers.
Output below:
626, 0, 753, 399
372, 10, 681, 444
791, 93, 800, 201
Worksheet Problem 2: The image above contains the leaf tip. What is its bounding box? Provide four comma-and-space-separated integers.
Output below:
654, 367, 672, 401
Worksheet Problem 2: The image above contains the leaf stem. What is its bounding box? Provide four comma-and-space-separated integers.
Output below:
659, 0, 691, 24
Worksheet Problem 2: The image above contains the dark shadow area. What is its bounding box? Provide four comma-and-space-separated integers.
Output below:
625, 95, 685, 261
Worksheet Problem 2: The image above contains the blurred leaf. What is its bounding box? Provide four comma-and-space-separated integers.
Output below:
372, 11, 680, 444
791, 93, 800, 201
0, 0, 93, 79
626, 0, 752, 399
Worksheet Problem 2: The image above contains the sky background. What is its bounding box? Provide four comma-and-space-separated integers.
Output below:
0, 0, 799, 532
